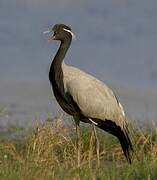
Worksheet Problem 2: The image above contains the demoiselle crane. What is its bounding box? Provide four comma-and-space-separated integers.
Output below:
44, 24, 133, 164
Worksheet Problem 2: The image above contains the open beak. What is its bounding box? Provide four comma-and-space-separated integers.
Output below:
43, 29, 55, 41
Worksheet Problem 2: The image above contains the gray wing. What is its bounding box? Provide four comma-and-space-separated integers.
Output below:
65, 71, 126, 127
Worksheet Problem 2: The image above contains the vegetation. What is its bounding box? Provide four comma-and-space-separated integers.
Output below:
0, 117, 157, 180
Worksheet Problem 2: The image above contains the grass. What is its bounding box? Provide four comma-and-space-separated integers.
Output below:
0, 117, 157, 180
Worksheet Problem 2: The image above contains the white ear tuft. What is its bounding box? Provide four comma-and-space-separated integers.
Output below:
63, 28, 76, 40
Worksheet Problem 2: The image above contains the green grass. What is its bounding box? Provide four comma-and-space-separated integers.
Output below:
0, 118, 157, 180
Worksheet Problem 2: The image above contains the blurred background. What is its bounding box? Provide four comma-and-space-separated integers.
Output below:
0, 0, 157, 131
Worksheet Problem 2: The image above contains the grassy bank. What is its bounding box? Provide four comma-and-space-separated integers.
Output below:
0, 118, 157, 180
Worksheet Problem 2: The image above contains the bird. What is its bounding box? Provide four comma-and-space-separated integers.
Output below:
44, 23, 133, 164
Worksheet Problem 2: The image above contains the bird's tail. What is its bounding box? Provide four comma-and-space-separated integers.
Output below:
117, 127, 133, 163
97, 119, 133, 163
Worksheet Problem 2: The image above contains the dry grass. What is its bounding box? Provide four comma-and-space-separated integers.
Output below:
0, 117, 157, 179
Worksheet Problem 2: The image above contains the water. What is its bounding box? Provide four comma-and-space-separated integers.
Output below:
0, 0, 157, 129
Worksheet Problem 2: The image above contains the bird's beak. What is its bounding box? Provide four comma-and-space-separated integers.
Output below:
43, 29, 56, 41
43, 30, 51, 34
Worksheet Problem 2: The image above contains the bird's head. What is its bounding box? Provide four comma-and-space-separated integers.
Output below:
44, 24, 75, 41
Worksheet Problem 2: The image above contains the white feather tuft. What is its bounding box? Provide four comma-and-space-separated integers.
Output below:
63, 28, 76, 40
89, 118, 98, 125
118, 102, 125, 117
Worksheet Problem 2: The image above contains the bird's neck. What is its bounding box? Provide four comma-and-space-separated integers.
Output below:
49, 38, 71, 85
52, 39, 71, 68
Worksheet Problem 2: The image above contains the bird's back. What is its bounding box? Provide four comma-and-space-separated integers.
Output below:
62, 63, 127, 128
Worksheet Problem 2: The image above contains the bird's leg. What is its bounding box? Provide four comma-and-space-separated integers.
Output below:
88, 125, 94, 168
75, 118, 81, 168
92, 124, 100, 167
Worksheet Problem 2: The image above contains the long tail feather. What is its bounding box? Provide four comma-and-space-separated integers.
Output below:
97, 119, 133, 163
117, 128, 133, 163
